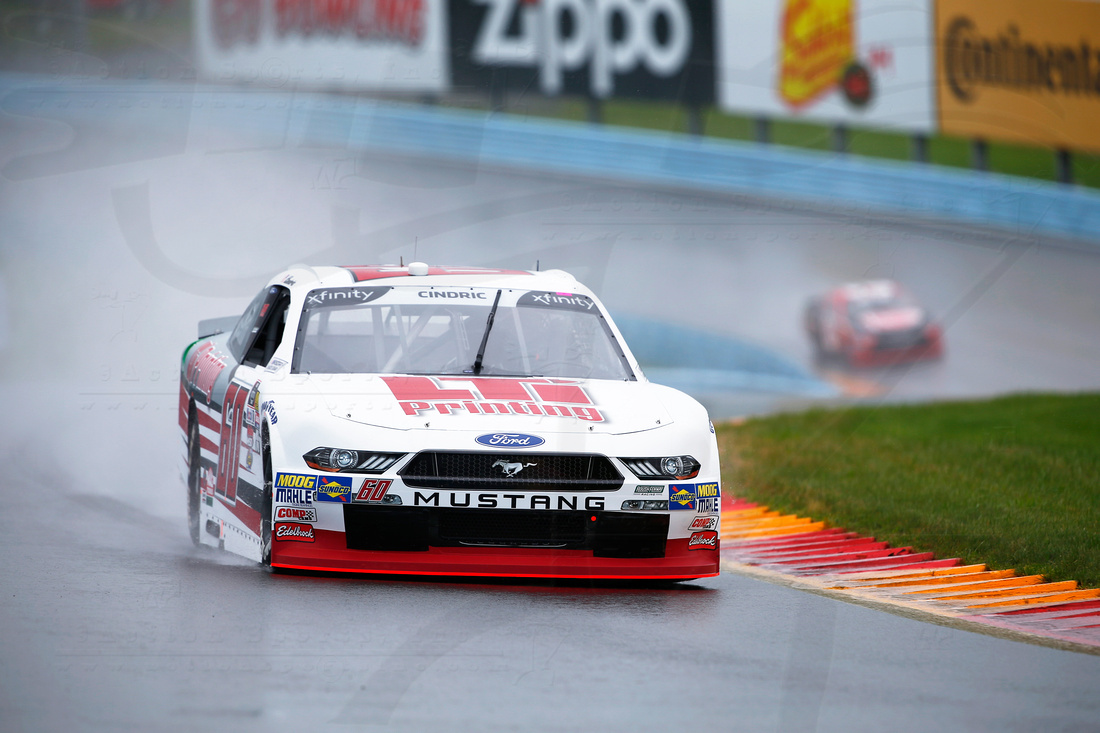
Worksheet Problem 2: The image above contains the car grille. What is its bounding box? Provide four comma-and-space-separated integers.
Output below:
399, 452, 624, 491
874, 327, 928, 350
343, 505, 669, 557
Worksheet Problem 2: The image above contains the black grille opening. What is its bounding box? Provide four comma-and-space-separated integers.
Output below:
344, 506, 429, 552
399, 452, 624, 492
438, 510, 590, 547
343, 506, 668, 557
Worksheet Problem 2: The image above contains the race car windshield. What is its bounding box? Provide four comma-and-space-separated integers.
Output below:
293, 287, 635, 380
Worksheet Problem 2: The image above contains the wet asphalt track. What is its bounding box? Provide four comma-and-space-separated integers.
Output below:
2, 75, 1100, 731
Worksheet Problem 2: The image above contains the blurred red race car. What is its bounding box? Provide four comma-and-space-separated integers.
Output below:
804, 280, 943, 367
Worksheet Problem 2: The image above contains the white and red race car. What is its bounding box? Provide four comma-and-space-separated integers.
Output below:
804, 279, 944, 368
179, 265, 721, 580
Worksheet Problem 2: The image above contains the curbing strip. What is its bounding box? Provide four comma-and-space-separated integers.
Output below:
720, 558, 1100, 657
720, 498, 1100, 655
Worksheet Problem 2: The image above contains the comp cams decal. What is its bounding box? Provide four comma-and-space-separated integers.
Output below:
275, 506, 318, 522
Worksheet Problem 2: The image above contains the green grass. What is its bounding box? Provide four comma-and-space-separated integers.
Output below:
718, 394, 1100, 588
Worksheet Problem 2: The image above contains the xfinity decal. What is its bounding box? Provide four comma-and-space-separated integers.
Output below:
304, 287, 389, 308
413, 491, 605, 511
518, 291, 597, 311
475, 433, 546, 449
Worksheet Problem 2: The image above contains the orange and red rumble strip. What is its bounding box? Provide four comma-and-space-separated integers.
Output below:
719, 495, 1100, 651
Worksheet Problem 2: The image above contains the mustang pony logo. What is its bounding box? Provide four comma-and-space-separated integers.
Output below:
493, 459, 537, 477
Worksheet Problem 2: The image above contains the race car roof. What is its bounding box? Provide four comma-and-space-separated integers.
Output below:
266, 264, 588, 297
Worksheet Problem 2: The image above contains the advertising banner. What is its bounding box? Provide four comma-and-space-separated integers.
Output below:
194, 0, 449, 92
937, 0, 1100, 153
715, 0, 935, 132
448, 0, 716, 104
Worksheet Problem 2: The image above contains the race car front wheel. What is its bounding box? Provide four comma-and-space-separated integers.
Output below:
260, 424, 273, 567
187, 413, 201, 546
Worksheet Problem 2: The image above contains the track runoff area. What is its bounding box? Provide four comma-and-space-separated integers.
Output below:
718, 495, 1100, 654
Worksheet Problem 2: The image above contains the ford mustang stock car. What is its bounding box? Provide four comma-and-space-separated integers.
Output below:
179, 264, 721, 579
804, 279, 943, 368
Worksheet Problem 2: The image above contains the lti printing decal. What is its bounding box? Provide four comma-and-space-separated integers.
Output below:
688, 530, 718, 550
274, 473, 316, 505
634, 485, 664, 495
382, 376, 605, 421
315, 476, 353, 503
695, 482, 720, 514
935, 0, 1100, 154
275, 522, 316, 542
669, 484, 697, 511
448, 0, 716, 103
715, 0, 935, 132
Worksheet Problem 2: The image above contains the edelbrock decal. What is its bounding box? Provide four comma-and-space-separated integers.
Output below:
475, 433, 546, 449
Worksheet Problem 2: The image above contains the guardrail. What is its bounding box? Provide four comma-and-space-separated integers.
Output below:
301, 95, 1100, 244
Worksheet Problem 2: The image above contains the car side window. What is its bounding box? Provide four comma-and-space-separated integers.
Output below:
243, 288, 291, 367
228, 286, 290, 366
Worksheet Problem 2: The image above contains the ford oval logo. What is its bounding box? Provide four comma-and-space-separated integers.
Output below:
476, 433, 545, 449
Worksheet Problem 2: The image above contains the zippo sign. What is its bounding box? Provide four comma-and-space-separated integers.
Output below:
194, 0, 449, 92
449, 0, 716, 103
715, 0, 935, 132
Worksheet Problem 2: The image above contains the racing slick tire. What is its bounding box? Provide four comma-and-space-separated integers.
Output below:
260, 424, 274, 568
187, 412, 202, 546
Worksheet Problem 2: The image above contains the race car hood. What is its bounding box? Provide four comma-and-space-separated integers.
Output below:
858, 307, 926, 333
276, 374, 677, 436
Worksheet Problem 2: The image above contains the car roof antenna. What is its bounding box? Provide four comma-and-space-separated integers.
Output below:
536, 259, 540, 271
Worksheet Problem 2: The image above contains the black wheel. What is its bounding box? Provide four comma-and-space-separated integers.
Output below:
187, 414, 202, 546
260, 424, 273, 566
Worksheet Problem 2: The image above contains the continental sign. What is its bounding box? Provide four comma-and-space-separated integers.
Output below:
937, 0, 1100, 153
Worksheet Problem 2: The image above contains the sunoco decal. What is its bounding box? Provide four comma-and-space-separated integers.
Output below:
315, 475, 353, 503
669, 484, 696, 511
475, 433, 545, 449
